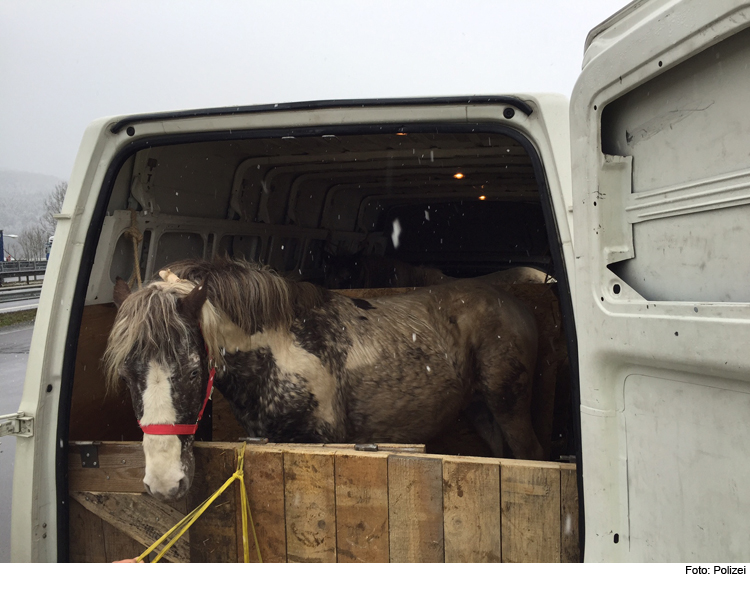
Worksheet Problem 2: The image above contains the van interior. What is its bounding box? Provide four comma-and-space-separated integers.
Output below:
68, 126, 575, 463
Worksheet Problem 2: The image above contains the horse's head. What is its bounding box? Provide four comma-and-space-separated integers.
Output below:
104, 275, 213, 502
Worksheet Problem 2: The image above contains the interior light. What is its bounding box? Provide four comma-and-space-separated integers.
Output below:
479, 195, 487, 200
453, 173, 464, 179
396, 132, 407, 136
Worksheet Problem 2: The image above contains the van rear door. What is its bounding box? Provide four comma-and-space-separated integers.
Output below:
571, 0, 750, 561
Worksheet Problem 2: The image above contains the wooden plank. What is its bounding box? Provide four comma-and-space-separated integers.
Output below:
560, 464, 580, 563
443, 458, 501, 562
68, 442, 145, 493
188, 445, 239, 563
212, 389, 247, 442
68, 496, 107, 563
237, 447, 287, 562
271, 443, 425, 453
335, 452, 389, 563
70, 491, 189, 563
501, 461, 561, 562
66, 442, 576, 564
284, 449, 336, 563
102, 520, 147, 563
70, 304, 142, 442
524, 285, 566, 460
388, 455, 444, 562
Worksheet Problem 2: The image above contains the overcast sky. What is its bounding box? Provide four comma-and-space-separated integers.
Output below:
0, 0, 631, 179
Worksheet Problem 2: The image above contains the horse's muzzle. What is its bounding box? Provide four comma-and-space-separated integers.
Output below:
144, 475, 190, 502
141, 433, 195, 502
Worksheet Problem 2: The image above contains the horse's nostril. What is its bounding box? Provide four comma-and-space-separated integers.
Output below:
173, 475, 192, 500
177, 478, 189, 498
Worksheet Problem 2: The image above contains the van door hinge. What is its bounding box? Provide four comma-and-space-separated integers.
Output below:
0, 412, 34, 438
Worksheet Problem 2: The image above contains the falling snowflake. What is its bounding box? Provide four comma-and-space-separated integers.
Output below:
391, 218, 402, 249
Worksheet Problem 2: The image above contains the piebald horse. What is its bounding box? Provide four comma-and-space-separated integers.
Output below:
104, 258, 543, 501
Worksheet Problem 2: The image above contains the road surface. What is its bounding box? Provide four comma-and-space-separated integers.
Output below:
0, 320, 34, 562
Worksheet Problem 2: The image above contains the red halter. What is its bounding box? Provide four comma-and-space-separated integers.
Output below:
138, 345, 216, 436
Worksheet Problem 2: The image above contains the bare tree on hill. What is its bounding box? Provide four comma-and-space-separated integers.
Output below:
42, 181, 67, 237
8, 181, 67, 260
16, 224, 47, 260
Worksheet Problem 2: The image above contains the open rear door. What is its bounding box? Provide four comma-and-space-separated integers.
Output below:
571, 0, 750, 561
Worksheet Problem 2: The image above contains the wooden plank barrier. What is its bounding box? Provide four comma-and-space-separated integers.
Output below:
443, 457, 501, 562
68, 442, 580, 563
334, 451, 390, 563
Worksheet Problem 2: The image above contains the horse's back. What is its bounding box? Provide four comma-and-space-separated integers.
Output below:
326, 278, 537, 443
365, 278, 537, 347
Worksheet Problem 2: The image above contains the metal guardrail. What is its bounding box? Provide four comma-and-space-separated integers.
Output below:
0, 261, 47, 272
0, 286, 42, 304
0, 261, 47, 285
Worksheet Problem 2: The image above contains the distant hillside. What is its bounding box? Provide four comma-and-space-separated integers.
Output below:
0, 169, 65, 235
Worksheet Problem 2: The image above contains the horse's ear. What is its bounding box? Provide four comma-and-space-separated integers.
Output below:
113, 277, 131, 309
177, 279, 208, 321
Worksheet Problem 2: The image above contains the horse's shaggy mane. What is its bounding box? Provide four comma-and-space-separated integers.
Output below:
103, 258, 327, 393
103, 281, 195, 393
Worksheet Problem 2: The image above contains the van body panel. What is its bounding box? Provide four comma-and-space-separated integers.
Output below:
571, 0, 750, 561
11, 97, 576, 562
11, 117, 121, 562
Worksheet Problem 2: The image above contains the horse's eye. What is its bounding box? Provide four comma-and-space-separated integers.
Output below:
190, 369, 199, 379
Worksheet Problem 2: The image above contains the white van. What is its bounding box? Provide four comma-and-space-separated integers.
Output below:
6, 0, 750, 562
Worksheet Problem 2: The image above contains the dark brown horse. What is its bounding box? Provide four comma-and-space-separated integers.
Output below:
104, 258, 543, 501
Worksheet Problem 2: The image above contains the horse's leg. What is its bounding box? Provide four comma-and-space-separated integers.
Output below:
494, 402, 545, 461
475, 352, 545, 461
464, 400, 506, 457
